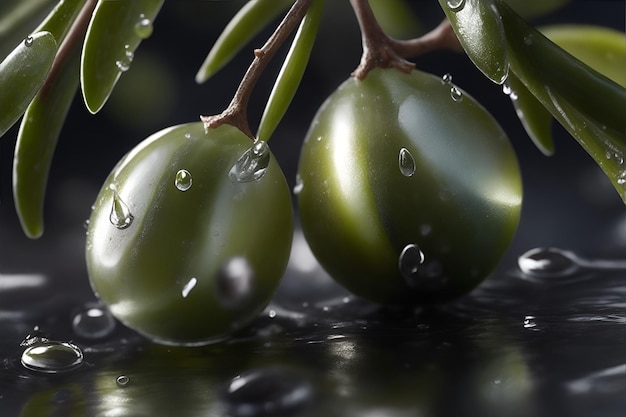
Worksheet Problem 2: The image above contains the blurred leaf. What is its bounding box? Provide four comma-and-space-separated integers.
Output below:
503, 0, 570, 19
541, 25, 626, 87
80, 0, 164, 114
506, 73, 554, 155
195, 0, 293, 84
438, 0, 509, 85
497, 1, 626, 202
369, 0, 421, 39
34, 0, 88, 44
257, 0, 324, 142
0, 31, 57, 138
0, 0, 55, 61
13, 29, 83, 239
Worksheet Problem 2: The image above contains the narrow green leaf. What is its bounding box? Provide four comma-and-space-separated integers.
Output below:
34, 0, 89, 45
541, 25, 626, 87
369, 0, 421, 39
0, 31, 57, 138
257, 0, 324, 142
13, 31, 82, 239
497, 0, 626, 202
506, 73, 554, 155
0, 0, 55, 61
438, 0, 509, 85
81, 0, 164, 114
195, 0, 293, 84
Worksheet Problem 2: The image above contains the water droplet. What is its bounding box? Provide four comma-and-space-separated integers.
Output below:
181, 277, 198, 298
398, 244, 425, 281
398, 148, 416, 177
174, 169, 193, 191
450, 86, 463, 102
216, 257, 254, 308
116, 375, 130, 387
441, 73, 453, 84
72, 303, 116, 339
617, 171, 626, 185
115, 45, 133, 72
293, 174, 304, 195
517, 248, 579, 278
229, 141, 271, 183
523, 315, 539, 330
446, 0, 466, 12
223, 367, 313, 417
110, 192, 134, 229
268, 309, 277, 319
21, 341, 83, 373
24, 36, 33, 47
134, 15, 153, 39
20, 329, 50, 347
184, 132, 191, 139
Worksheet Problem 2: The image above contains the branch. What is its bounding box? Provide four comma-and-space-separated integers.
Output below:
201, 0, 313, 139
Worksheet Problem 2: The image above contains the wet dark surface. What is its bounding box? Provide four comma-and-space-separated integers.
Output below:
1, 1, 625, 416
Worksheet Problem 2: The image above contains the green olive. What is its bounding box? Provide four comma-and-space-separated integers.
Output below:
86, 122, 293, 345
297, 68, 522, 305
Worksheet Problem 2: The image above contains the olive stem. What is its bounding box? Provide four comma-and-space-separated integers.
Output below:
201, 0, 313, 139
349, 0, 462, 80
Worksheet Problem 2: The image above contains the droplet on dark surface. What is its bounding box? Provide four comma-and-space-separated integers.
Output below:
72, 303, 116, 339
222, 367, 313, 417
21, 341, 83, 374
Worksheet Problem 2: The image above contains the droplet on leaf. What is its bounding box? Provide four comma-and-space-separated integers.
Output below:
110, 192, 134, 229
398, 148, 416, 177
175, 169, 193, 191
229, 141, 271, 183
134, 15, 153, 39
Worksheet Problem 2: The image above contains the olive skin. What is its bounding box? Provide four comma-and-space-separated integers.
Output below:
297, 68, 522, 305
86, 123, 293, 345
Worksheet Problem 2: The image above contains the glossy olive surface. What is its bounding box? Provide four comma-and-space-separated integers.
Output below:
86, 123, 293, 345
297, 68, 522, 305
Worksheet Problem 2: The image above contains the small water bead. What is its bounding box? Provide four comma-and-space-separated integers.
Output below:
174, 169, 193, 191
110, 192, 134, 229
398, 244, 425, 281
450, 86, 463, 102
134, 14, 153, 39
441, 73, 453, 84
72, 303, 116, 339
181, 277, 198, 298
216, 257, 255, 308
116, 375, 130, 387
229, 141, 271, 183
20, 329, 50, 347
398, 148, 416, 177
21, 341, 84, 373
115, 45, 134, 72
617, 171, 626, 185
523, 315, 539, 330
446, 0, 466, 12
24, 35, 34, 47
293, 174, 304, 195
223, 367, 313, 417
517, 247, 579, 278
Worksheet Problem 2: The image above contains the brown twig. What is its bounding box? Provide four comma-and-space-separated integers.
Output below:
201, 0, 313, 139
349, 0, 462, 80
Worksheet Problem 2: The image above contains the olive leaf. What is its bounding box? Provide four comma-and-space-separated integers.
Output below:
369, 0, 421, 39
0, 0, 55, 61
256, 0, 324, 142
438, 0, 509, 85
0, 31, 57, 138
441, 0, 626, 202
13, 32, 82, 239
541, 25, 625, 87
33, 0, 89, 44
195, 0, 294, 84
81, 0, 164, 114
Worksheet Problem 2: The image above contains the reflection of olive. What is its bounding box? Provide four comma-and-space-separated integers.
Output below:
86, 123, 293, 345
297, 68, 522, 305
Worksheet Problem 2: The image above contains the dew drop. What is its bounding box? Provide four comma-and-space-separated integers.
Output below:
398, 148, 416, 177
398, 244, 425, 281
229, 141, 271, 183
517, 247, 579, 278
268, 309, 277, 319
446, 0, 466, 12
174, 169, 193, 191
181, 277, 198, 298
72, 303, 116, 339
21, 341, 83, 374
293, 174, 304, 195
223, 367, 313, 417
216, 257, 255, 308
110, 192, 134, 229
617, 171, 626, 185
116, 375, 130, 387
24, 35, 34, 47
134, 14, 153, 39
20, 329, 50, 347
450, 86, 463, 102
184, 132, 191, 139
441, 73, 453, 84
115, 45, 133, 72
